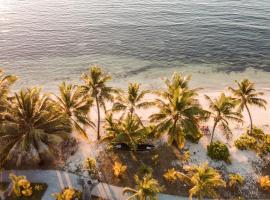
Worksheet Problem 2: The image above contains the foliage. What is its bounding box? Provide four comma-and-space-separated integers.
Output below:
185, 132, 203, 143
9, 173, 33, 197
0, 88, 71, 166
150, 73, 208, 149
113, 161, 127, 178
84, 157, 97, 174
205, 93, 242, 144
180, 163, 226, 200
182, 150, 191, 162
138, 163, 153, 176
102, 113, 149, 150
163, 168, 181, 183
234, 134, 257, 150
229, 174, 244, 188
207, 141, 230, 162
112, 82, 153, 119
258, 176, 270, 191
81, 66, 117, 140
52, 187, 82, 200
55, 82, 94, 140
228, 79, 267, 134
123, 174, 163, 200
0, 69, 17, 115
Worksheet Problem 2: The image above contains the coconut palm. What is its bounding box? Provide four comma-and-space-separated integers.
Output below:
112, 83, 153, 119
54, 82, 95, 140
81, 66, 117, 140
179, 163, 226, 200
0, 88, 71, 166
228, 79, 267, 134
123, 174, 163, 200
102, 113, 148, 150
150, 88, 208, 149
0, 69, 17, 115
205, 93, 243, 144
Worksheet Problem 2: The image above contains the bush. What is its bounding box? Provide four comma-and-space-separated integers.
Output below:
228, 173, 244, 188
258, 176, 270, 191
52, 187, 82, 200
138, 163, 153, 176
250, 127, 265, 140
234, 134, 256, 150
207, 141, 230, 162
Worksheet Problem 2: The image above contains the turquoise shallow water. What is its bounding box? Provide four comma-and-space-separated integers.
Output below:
0, 0, 270, 91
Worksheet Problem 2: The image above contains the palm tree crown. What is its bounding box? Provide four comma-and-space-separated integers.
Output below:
228, 79, 267, 134
123, 174, 163, 200
205, 93, 243, 144
55, 82, 95, 140
112, 82, 153, 119
181, 163, 226, 200
102, 113, 148, 150
150, 75, 207, 149
81, 66, 117, 140
0, 88, 71, 166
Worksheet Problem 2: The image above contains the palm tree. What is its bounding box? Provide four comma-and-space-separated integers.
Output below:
179, 163, 226, 200
150, 88, 208, 149
0, 69, 17, 114
228, 79, 267, 134
205, 93, 243, 144
123, 174, 163, 200
112, 83, 153, 119
81, 66, 117, 140
0, 88, 71, 166
102, 113, 148, 150
54, 82, 95, 140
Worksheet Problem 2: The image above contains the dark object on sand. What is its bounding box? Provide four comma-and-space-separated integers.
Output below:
113, 143, 155, 151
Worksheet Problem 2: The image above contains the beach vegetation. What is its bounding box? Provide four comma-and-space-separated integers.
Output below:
205, 93, 242, 144
258, 176, 270, 191
55, 82, 94, 140
81, 66, 117, 140
123, 174, 163, 200
52, 187, 82, 200
0, 88, 71, 167
207, 141, 230, 162
113, 161, 127, 178
228, 79, 267, 134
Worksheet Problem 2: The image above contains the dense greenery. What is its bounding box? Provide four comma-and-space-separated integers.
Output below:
207, 141, 230, 162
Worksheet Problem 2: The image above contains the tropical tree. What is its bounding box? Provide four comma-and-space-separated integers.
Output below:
0, 69, 17, 116
205, 93, 242, 144
81, 66, 117, 140
0, 88, 71, 166
228, 79, 267, 134
179, 163, 226, 200
55, 82, 95, 140
112, 82, 153, 119
102, 113, 148, 150
123, 174, 163, 200
150, 88, 208, 149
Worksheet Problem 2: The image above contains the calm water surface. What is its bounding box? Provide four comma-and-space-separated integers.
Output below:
0, 0, 270, 91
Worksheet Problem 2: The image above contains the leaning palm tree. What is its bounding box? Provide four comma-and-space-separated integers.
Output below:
0, 69, 17, 114
0, 88, 71, 167
228, 79, 267, 134
179, 163, 226, 200
123, 174, 163, 200
205, 93, 243, 144
112, 83, 153, 119
81, 66, 117, 140
150, 88, 208, 149
54, 82, 95, 140
102, 113, 148, 151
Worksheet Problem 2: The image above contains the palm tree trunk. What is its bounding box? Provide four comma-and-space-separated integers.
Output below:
245, 103, 253, 135
210, 120, 218, 144
95, 95, 101, 140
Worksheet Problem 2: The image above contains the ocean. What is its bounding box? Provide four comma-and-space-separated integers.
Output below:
1, 0, 270, 92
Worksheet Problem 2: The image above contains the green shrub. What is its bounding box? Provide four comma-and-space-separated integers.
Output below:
250, 127, 265, 140
207, 141, 230, 162
138, 163, 153, 176
234, 134, 256, 150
